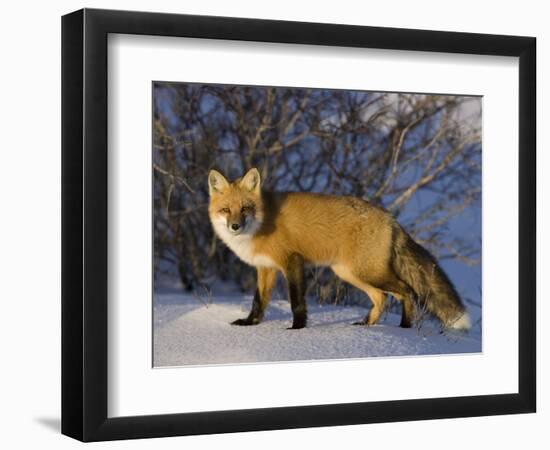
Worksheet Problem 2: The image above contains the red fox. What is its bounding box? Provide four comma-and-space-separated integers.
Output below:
208, 167, 471, 331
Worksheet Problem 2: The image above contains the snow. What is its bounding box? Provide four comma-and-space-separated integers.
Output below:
153, 285, 481, 367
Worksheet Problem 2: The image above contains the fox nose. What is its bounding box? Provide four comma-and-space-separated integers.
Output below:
231, 223, 240, 231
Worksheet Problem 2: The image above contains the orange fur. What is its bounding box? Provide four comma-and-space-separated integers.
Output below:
209, 170, 393, 278
208, 168, 469, 329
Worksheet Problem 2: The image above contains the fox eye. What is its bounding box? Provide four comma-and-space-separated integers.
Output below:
241, 205, 253, 213
219, 207, 230, 214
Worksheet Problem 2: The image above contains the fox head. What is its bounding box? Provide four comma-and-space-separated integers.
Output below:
208, 168, 264, 237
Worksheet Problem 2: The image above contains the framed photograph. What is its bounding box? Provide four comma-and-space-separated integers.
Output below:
61, 8, 536, 442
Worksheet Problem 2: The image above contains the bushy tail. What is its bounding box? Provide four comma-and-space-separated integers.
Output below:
391, 225, 470, 330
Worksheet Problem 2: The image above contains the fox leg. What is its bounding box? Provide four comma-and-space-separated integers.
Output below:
285, 253, 307, 329
392, 293, 415, 328
331, 264, 386, 326
232, 267, 277, 326
353, 286, 388, 326
380, 275, 417, 328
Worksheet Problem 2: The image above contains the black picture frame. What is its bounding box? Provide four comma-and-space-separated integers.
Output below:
61, 8, 536, 442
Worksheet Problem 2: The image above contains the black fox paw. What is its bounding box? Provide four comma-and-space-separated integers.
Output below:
287, 317, 307, 329
231, 317, 258, 326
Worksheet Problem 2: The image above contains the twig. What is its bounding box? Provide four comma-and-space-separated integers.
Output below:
153, 163, 195, 193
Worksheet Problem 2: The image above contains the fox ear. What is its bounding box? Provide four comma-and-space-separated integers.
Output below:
208, 170, 229, 195
240, 168, 261, 194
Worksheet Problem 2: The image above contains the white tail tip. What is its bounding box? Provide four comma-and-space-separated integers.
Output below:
449, 312, 471, 330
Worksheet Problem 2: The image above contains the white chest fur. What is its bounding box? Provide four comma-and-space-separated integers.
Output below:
212, 221, 277, 268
